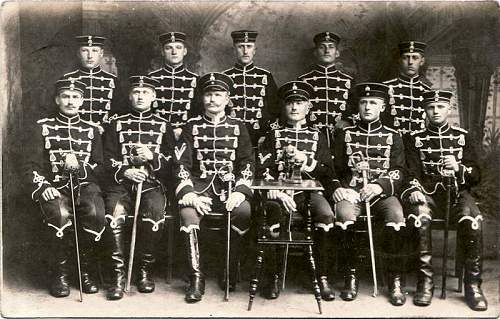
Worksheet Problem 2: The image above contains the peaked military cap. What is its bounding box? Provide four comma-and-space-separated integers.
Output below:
398, 41, 427, 54
55, 78, 86, 94
198, 72, 234, 93
278, 81, 314, 101
422, 90, 453, 104
159, 32, 187, 45
75, 35, 106, 47
129, 75, 159, 90
355, 82, 389, 101
313, 31, 341, 45
231, 30, 258, 43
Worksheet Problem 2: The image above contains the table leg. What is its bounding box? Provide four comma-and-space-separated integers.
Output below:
248, 245, 265, 311
306, 244, 322, 314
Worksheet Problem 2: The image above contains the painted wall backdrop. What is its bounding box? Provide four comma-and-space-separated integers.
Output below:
2, 1, 499, 286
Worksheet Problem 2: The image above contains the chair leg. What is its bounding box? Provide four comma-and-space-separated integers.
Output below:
248, 246, 265, 311
166, 218, 174, 284
455, 231, 464, 293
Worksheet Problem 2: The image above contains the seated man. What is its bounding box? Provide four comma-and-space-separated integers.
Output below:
401, 90, 488, 311
174, 72, 255, 303
257, 81, 335, 301
102, 76, 176, 300
26, 78, 106, 297
332, 82, 407, 306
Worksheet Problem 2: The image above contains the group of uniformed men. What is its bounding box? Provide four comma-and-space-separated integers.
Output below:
26, 29, 488, 311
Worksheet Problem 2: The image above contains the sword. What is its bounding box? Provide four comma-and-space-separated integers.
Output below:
441, 169, 455, 299
355, 152, 378, 297
224, 166, 234, 302
69, 171, 83, 302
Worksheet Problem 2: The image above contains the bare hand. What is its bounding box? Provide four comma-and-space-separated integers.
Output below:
135, 145, 154, 161
360, 183, 383, 202
333, 188, 360, 204
41, 187, 61, 202
179, 192, 212, 215
267, 190, 281, 200
285, 145, 307, 163
441, 155, 459, 172
226, 191, 245, 211
123, 168, 148, 183
409, 191, 427, 205
64, 153, 80, 171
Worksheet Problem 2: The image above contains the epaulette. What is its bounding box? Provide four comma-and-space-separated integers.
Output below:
227, 116, 244, 123
383, 126, 399, 134
254, 66, 271, 74
451, 125, 468, 134
62, 70, 79, 78
81, 119, 104, 134
100, 69, 117, 78
148, 68, 163, 75
410, 129, 426, 136
222, 67, 234, 74
343, 125, 357, 131
337, 70, 353, 80
187, 115, 202, 123
383, 78, 398, 85
297, 69, 316, 80
184, 69, 199, 77
37, 117, 53, 124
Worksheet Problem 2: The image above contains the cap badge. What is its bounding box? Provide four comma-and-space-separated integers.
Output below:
87, 35, 93, 47
292, 83, 298, 90
70, 84, 75, 90
244, 32, 249, 42
170, 32, 175, 42
210, 73, 215, 81
434, 90, 440, 101
325, 32, 331, 41
139, 77, 144, 87
410, 41, 415, 53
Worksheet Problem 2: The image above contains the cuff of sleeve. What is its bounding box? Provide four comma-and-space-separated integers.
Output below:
151, 153, 161, 171
176, 182, 195, 199
374, 178, 393, 197
458, 164, 466, 185
33, 183, 50, 202
301, 158, 317, 173
400, 186, 419, 201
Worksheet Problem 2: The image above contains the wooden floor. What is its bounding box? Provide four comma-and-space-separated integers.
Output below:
2, 257, 499, 318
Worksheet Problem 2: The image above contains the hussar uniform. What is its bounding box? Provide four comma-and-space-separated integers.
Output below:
63, 36, 124, 126
257, 81, 336, 301
175, 72, 255, 302
223, 30, 279, 147
401, 90, 487, 310
102, 76, 176, 299
298, 32, 355, 148
148, 32, 199, 129
27, 78, 106, 297
333, 83, 407, 305
383, 41, 432, 135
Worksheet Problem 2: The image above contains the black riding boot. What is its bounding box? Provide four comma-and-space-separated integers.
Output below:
314, 228, 335, 301
106, 224, 126, 300
49, 237, 71, 297
80, 235, 99, 294
218, 229, 243, 292
184, 228, 204, 303
136, 220, 163, 293
339, 229, 358, 301
261, 245, 280, 299
460, 221, 488, 311
413, 220, 433, 306
385, 227, 406, 306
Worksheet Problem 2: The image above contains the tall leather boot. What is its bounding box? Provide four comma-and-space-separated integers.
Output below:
385, 227, 406, 306
261, 245, 280, 300
339, 229, 358, 301
461, 221, 488, 311
314, 228, 335, 301
106, 224, 126, 300
49, 237, 71, 297
219, 229, 243, 292
136, 219, 162, 293
413, 219, 434, 306
184, 228, 204, 303
80, 235, 99, 294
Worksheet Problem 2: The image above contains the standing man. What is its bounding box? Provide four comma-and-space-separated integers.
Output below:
333, 83, 407, 306
401, 90, 488, 311
223, 30, 279, 147
149, 32, 199, 140
383, 41, 432, 135
175, 72, 254, 303
257, 81, 336, 301
298, 31, 355, 148
63, 35, 124, 126
102, 76, 176, 300
27, 78, 106, 297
